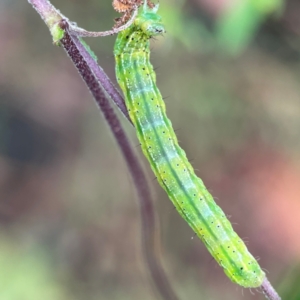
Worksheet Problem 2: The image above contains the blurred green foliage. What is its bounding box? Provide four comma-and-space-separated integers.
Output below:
161, 0, 285, 54
0, 234, 68, 300
279, 265, 300, 300
216, 0, 284, 53
160, 0, 213, 51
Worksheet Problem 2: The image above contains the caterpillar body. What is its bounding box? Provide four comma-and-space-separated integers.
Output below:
114, 3, 265, 288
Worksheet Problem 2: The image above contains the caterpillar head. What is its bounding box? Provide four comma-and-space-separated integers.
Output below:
135, 2, 165, 37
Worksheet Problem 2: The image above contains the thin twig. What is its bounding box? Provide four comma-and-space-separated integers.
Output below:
260, 277, 281, 300
28, 0, 62, 25
68, 7, 138, 37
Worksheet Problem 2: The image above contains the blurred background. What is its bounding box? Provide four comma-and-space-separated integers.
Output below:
0, 0, 300, 299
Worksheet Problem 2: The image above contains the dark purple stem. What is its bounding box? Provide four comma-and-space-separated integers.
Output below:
71, 35, 131, 123
260, 277, 281, 300
59, 23, 179, 300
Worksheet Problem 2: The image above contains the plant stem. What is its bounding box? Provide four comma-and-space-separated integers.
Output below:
28, 0, 61, 23
27, 0, 65, 43
72, 36, 131, 122
260, 277, 281, 300
68, 8, 138, 37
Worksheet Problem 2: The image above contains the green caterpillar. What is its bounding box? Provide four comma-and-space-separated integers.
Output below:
114, 2, 265, 288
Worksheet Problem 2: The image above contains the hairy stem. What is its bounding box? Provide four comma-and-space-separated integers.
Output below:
260, 277, 281, 300
73, 37, 130, 122
68, 8, 138, 37
28, 0, 61, 23
27, 0, 65, 43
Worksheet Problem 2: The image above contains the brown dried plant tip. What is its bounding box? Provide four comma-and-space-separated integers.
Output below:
113, 0, 133, 12
113, 0, 155, 28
